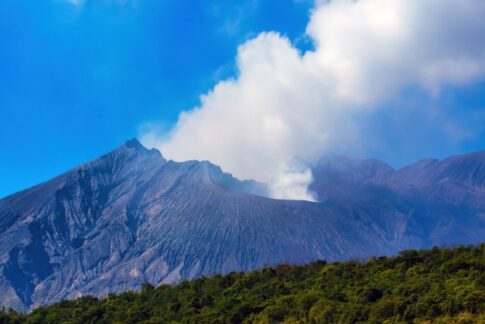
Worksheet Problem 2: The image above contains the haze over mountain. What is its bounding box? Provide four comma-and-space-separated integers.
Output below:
0, 140, 484, 312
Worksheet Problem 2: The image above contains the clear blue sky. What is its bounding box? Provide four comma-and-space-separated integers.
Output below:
0, 0, 484, 198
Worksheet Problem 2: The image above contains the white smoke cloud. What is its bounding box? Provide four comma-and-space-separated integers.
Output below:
270, 160, 317, 201
142, 0, 485, 201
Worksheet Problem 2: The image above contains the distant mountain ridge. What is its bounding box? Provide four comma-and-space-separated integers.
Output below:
0, 140, 484, 311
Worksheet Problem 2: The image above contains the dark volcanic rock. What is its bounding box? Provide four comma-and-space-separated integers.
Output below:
0, 142, 484, 311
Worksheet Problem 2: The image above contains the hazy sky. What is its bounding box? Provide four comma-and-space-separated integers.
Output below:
1, 0, 484, 198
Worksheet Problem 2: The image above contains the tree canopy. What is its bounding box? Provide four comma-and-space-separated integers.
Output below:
2, 244, 484, 323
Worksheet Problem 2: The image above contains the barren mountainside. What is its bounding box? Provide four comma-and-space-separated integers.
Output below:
0, 140, 484, 311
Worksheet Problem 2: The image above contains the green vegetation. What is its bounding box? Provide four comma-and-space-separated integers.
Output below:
2, 244, 484, 323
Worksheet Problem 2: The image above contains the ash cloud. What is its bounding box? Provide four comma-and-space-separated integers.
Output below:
142, 0, 485, 201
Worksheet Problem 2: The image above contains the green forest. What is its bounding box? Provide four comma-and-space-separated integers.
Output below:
1, 244, 484, 323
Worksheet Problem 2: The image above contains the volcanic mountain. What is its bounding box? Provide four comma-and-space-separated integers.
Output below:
0, 140, 483, 311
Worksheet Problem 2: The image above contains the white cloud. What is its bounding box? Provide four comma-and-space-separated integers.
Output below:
270, 160, 317, 201
143, 0, 485, 200
307, 0, 485, 101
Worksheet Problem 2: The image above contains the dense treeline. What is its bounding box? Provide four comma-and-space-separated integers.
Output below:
1, 244, 484, 323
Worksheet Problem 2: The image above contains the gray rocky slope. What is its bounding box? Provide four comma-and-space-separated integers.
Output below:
0, 140, 484, 311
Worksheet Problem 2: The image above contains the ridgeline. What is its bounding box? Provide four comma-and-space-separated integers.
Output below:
2, 244, 484, 323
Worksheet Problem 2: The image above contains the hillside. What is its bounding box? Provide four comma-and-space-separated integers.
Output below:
1, 244, 484, 323
0, 140, 484, 311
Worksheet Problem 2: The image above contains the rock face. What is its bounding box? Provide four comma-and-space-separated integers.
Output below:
0, 140, 484, 311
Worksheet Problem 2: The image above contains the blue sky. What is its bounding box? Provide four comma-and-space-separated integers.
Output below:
1, 0, 484, 198
0, 0, 311, 197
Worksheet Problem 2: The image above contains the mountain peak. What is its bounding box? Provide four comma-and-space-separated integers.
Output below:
123, 138, 146, 150
115, 138, 164, 160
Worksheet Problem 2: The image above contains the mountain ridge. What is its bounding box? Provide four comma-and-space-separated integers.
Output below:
0, 140, 484, 311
